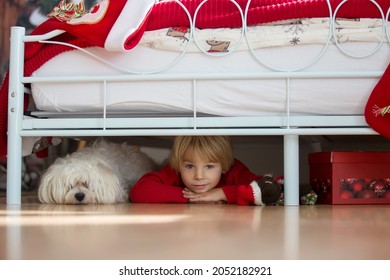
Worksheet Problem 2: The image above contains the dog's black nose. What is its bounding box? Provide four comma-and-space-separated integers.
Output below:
75, 193, 85, 202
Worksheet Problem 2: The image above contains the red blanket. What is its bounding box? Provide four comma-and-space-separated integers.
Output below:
1, 0, 389, 159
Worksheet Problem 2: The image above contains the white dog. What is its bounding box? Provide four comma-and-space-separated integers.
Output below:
38, 139, 158, 204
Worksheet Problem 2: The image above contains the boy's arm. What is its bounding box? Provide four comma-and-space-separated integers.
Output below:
183, 187, 227, 203
130, 166, 188, 203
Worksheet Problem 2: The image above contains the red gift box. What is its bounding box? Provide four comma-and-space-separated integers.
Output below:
309, 152, 390, 204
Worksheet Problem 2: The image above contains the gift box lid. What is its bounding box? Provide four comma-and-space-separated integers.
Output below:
309, 151, 390, 164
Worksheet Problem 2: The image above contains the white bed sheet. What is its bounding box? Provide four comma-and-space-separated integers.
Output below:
31, 42, 390, 117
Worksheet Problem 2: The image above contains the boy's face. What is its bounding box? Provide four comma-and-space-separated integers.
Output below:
179, 149, 223, 194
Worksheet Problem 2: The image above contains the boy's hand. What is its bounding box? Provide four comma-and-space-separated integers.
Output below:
182, 188, 226, 203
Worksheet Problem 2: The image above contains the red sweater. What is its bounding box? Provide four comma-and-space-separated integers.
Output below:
130, 159, 261, 204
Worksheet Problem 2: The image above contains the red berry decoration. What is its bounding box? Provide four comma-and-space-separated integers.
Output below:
370, 180, 386, 198
351, 181, 365, 193
339, 190, 354, 199
364, 178, 373, 185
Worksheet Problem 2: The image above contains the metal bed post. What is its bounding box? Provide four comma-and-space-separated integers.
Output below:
283, 134, 299, 206
7, 27, 25, 204
282, 76, 299, 206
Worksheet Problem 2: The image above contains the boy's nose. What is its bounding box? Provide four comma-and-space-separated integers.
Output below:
194, 169, 204, 179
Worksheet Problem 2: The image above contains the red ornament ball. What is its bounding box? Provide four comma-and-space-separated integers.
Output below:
351, 181, 365, 193
339, 190, 354, 199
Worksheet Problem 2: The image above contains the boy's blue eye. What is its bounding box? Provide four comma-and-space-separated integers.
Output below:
206, 165, 215, 169
185, 164, 194, 169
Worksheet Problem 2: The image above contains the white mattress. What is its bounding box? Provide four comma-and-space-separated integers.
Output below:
31, 42, 390, 117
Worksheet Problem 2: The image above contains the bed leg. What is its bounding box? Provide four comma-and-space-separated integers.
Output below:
6, 136, 22, 205
6, 27, 25, 205
283, 134, 299, 206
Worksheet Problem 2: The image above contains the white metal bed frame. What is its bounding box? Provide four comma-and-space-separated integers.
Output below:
6, 0, 389, 205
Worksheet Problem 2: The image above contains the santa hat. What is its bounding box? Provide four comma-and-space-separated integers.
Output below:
365, 62, 390, 139
237, 175, 282, 206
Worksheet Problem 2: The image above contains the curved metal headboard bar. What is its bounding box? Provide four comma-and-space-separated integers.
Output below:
23, 29, 65, 42
332, 0, 385, 58
244, 0, 333, 72
192, 0, 245, 57
39, 0, 193, 75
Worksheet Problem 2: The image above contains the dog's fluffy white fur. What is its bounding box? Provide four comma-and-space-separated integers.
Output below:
38, 139, 157, 204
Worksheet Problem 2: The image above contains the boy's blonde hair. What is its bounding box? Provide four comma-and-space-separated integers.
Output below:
169, 136, 234, 172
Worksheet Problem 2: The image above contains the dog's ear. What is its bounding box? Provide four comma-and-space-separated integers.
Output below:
87, 160, 128, 204
38, 161, 69, 204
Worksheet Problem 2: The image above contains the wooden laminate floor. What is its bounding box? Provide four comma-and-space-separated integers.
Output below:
0, 197, 390, 260
1, 193, 390, 260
